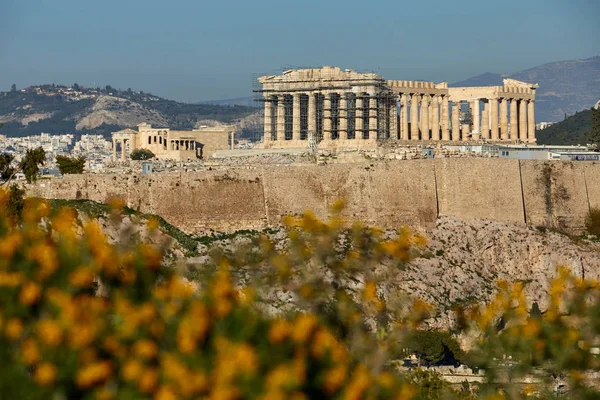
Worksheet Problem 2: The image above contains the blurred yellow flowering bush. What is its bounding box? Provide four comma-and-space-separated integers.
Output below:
0, 192, 421, 399
3, 188, 600, 399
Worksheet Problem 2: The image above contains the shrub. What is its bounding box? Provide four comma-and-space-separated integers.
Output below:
585, 208, 600, 236
130, 149, 155, 160
18, 146, 45, 183
55, 155, 86, 174
0, 193, 420, 399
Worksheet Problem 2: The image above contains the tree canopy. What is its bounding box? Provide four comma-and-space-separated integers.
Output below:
19, 147, 46, 183
0, 153, 16, 182
55, 155, 86, 175
130, 148, 155, 160
589, 107, 600, 146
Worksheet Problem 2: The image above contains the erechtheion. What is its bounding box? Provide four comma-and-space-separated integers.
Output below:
257, 66, 538, 148
112, 123, 235, 161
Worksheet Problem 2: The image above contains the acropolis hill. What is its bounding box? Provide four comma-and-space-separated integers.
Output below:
29, 158, 600, 235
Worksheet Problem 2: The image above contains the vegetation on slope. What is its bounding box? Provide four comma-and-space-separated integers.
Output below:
3, 193, 600, 398
0, 85, 254, 138
536, 108, 593, 145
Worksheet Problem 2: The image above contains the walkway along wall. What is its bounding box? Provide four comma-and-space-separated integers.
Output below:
28, 159, 600, 234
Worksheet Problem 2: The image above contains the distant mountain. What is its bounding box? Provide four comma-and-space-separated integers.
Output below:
536, 108, 593, 145
199, 97, 254, 107
0, 85, 254, 138
452, 56, 600, 122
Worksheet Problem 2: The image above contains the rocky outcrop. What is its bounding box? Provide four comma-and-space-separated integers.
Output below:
75, 96, 168, 130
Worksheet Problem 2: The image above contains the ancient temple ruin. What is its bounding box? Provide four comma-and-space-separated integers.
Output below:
257, 66, 538, 148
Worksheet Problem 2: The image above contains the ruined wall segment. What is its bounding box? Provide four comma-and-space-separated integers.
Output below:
28, 159, 599, 235
435, 158, 525, 225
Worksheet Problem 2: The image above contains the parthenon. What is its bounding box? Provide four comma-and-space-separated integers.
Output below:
257, 66, 538, 148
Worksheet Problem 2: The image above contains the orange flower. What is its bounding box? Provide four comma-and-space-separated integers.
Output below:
134, 339, 158, 360
20, 338, 40, 365
34, 362, 57, 386
20, 281, 42, 305
292, 314, 317, 343
5, 318, 23, 340
37, 319, 62, 347
269, 319, 291, 344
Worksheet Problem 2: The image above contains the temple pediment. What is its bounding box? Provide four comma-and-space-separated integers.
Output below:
503, 78, 539, 89
258, 66, 383, 84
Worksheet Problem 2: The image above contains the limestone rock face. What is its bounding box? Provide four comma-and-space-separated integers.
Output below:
403, 217, 600, 328
75, 96, 169, 130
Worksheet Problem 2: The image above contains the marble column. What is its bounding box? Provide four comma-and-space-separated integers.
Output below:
339, 94, 348, 140
323, 93, 332, 140
401, 94, 409, 140
420, 94, 430, 140
308, 93, 316, 137
368, 94, 378, 140
292, 93, 301, 141
431, 95, 440, 141
263, 97, 273, 142
519, 99, 527, 142
528, 100, 536, 143
451, 102, 460, 142
410, 94, 419, 140
121, 139, 126, 161
490, 98, 499, 141
472, 99, 480, 137
509, 99, 518, 141
112, 139, 117, 161
389, 97, 398, 140
276, 96, 285, 141
441, 96, 450, 141
355, 96, 364, 140
500, 98, 509, 140
481, 101, 489, 140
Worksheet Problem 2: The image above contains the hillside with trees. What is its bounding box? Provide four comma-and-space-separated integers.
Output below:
0, 84, 254, 138
536, 108, 593, 145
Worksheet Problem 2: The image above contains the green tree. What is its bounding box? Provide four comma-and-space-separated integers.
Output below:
403, 330, 465, 367
10, 84, 16, 92
72, 83, 80, 91
0, 153, 16, 183
19, 147, 45, 183
55, 155, 86, 174
589, 107, 600, 146
130, 148, 155, 160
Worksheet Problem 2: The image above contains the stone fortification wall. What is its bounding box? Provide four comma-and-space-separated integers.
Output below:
29, 159, 600, 234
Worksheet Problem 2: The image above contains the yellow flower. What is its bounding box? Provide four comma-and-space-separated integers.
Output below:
234, 343, 258, 374
134, 339, 158, 360
29, 243, 59, 279
0, 271, 23, 287
292, 314, 317, 343
37, 319, 62, 347
76, 361, 112, 388
68, 267, 95, 288
269, 319, 291, 344
138, 368, 159, 393
34, 362, 57, 386
5, 318, 23, 340
154, 385, 178, 400
20, 338, 40, 365
0, 232, 23, 260
363, 281, 377, 301
324, 365, 347, 394
522, 319, 541, 338
147, 217, 160, 232
20, 281, 41, 305
122, 359, 144, 382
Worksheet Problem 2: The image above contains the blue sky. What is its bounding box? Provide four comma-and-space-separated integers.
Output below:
1, 0, 598, 102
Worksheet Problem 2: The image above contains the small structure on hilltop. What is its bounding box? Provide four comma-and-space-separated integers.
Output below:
257, 66, 538, 149
111, 123, 235, 161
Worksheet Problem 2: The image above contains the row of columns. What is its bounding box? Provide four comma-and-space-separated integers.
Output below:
263, 92, 536, 143
170, 140, 196, 151
112, 138, 131, 161
264, 92, 386, 142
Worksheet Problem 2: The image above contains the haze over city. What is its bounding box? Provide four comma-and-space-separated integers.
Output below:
1, 0, 599, 102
